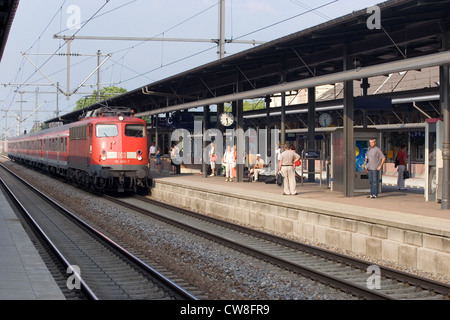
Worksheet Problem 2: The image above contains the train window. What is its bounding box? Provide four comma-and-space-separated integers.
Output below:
125, 124, 146, 138
96, 124, 118, 137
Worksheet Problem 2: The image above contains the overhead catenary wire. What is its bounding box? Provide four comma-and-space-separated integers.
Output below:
5, 0, 217, 135
232, 0, 339, 41
289, 0, 332, 21
113, 0, 341, 86
5, 0, 347, 134
4, 1, 112, 136
54, 0, 139, 36
18, 1, 112, 90
3, 0, 68, 113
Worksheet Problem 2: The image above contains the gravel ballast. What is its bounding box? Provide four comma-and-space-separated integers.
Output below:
3, 159, 448, 300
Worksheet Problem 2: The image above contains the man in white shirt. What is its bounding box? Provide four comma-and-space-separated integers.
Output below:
149, 142, 156, 157
278, 143, 300, 195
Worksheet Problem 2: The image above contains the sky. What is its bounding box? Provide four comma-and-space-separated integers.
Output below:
0, 0, 382, 136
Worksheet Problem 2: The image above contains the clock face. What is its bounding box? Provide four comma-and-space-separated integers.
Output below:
318, 112, 332, 127
220, 112, 234, 127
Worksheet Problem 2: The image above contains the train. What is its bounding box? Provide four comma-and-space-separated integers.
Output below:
7, 106, 150, 193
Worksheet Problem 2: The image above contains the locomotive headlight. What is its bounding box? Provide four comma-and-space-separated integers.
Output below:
137, 149, 143, 161
118, 116, 124, 121
101, 150, 107, 161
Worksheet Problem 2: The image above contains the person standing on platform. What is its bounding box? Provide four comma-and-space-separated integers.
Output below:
149, 142, 156, 157
224, 145, 234, 182
169, 145, 177, 174
396, 145, 408, 191
231, 145, 237, 180
155, 147, 161, 173
209, 143, 217, 177
365, 138, 386, 198
278, 143, 300, 195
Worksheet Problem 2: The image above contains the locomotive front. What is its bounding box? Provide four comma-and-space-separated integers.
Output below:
89, 108, 150, 192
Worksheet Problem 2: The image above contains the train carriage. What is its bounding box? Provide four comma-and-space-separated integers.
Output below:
8, 107, 150, 193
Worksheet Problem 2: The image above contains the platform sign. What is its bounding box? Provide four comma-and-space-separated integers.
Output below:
303, 150, 320, 159
355, 97, 392, 110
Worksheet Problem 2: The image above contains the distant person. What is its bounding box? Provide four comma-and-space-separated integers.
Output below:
250, 154, 265, 182
174, 144, 181, 174
170, 145, 176, 174
149, 142, 156, 157
209, 143, 217, 177
290, 144, 302, 181
224, 145, 234, 182
275, 144, 281, 165
170, 144, 180, 174
365, 139, 386, 198
155, 147, 161, 173
278, 143, 300, 195
396, 145, 407, 191
231, 145, 237, 180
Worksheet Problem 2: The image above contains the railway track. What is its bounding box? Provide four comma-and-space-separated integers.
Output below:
0, 164, 198, 300
104, 194, 450, 300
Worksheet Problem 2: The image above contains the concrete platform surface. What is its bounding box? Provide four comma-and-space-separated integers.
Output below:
153, 172, 449, 221
149, 171, 450, 278
0, 190, 65, 300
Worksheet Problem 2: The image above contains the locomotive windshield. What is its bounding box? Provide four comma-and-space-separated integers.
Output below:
125, 124, 146, 138
96, 124, 118, 137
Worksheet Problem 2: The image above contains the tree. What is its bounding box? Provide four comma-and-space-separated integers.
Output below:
74, 86, 127, 111
223, 99, 265, 112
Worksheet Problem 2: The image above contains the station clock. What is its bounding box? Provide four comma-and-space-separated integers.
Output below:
318, 112, 332, 127
219, 112, 235, 127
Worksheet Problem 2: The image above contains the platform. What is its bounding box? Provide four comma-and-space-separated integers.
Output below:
149, 171, 450, 279
0, 189, 65, 300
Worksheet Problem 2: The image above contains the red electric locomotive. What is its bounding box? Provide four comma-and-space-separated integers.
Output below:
8, 107, 150, 193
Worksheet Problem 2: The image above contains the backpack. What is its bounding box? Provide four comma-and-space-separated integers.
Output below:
394, 154, 399, 168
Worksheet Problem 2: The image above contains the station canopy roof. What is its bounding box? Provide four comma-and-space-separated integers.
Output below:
0, 0, 19, 63
47, 0, 450, 124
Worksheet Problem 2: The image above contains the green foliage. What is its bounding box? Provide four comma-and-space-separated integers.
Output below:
244, 99, 265, 111
223, 99, 265, 112
74, 86, 127, 111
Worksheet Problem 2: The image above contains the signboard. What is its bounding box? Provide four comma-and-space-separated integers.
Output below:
354, 97, 392, 110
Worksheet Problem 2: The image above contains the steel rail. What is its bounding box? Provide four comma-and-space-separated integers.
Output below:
108, 194, 450, 300
0, 176, 98, 300
0, 164, 198, 300
104, 195, 399, 300
150, 195, 450, 296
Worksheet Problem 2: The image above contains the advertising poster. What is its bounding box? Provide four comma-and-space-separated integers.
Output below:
355, 140, 369, 172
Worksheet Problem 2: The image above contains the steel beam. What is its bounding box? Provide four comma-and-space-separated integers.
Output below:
343, 54, 354, 197
136, 51, 450, 117
441, 64, 450, 209
281, 91, 286, 147
308, 87, 316, 182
